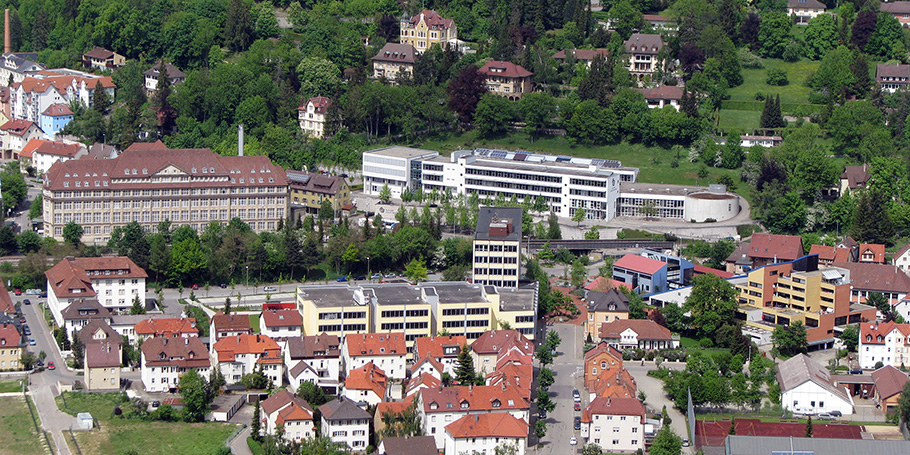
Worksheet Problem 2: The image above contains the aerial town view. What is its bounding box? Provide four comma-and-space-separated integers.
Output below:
1, 0, 910, 455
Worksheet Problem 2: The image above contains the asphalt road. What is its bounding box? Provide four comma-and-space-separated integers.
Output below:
534, 322, 585, 454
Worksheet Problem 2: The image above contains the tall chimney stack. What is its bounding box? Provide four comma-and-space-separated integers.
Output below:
4, 9, 10, 55
238, 124, 244, 156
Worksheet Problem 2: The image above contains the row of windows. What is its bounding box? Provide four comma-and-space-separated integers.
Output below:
380, 322, 429, 330
465, 167, 562, 184
380, 310, 430, 318
318, 324, 367, 332
318, 312, 367, 320
465, 178, 561, 194
442, 308, 490, 316
51, 186, 282, 198
474, 256, 518, 264
442, 319, 490, 328
474, 280, 518, 287
569, 178, 612, 188
474, 244, 518, 252
473, 268, 518, 276
570, 188, 607, 199
54, 208, 284, 225
515, 315, 535, 323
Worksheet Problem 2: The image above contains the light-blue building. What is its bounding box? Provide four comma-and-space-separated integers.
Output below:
39, 103, 73, 139
612, 250, 695, 295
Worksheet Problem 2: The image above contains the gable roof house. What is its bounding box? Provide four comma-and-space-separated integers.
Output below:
725, 233, 803, 273
38, 103, 74, 140
413, 334, 467, 376
871, 365, 910, 414
833, 261, 910, 305
212, 334, 284, 386
285, 333, 341, 394
777, 353, 854, 416
0, 52, 45, 86
552, 48, 610, 67
876, 64, 910, 93
858, 244, 886, 264
840, 165, 871, 196
82, 46, 126, 70
134, 317, 198, 341
623, 33, 665, 79
598, 319, 678, 350
11, 75, 115, 123
787, 0, 827, 24
140, 336, 210, 393
470, 329, 534, 375
377, 435, 438, 455
210, 312, 253, 342
585, 289, 631, 339
45, 256, 148, 327
319, 397, 371, 452
84, 341, 121, 390
857, 322, 910, 369
287, 170, 351, 216
30, 139, 85, 174
477, 60, 534, 101
372, 43, 417, 83
637, 85, 683, 110
60, 298, 113, 339
808, 244, 854, 265
399, 9, 458, 54
144, 61, 186, 94
580, 397, 646, 453
893, 244, 910, 276
0, 322, 24, 370
259, 309, 303, 341
342, 361, 389, 407
297, 96, 332, 139
0, 119, 43, 157
418, 384, 531, 450
410, 355, 445, 381
881, 1, 910, 25
444, 413, 529, 455
260, 390, 315, 443
342, 332, 408, 380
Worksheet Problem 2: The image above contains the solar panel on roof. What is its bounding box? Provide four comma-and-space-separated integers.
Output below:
592, 159, 604, 165
288, 173, 311, 184
602, 160, 621, 168
513, 153, 527, 161
556, 156, 571, 162
490, 151, 507, 158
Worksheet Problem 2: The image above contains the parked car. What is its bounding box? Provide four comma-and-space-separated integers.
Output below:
353, 276, 366, 281
336, 276, 348, 282
28, 338, 35, 346
19, 317, 26, 324
371, 273, 382, 280
151, 401, 160, 408
817, 413, 834, 420
573, 390, 581, 402
828, 410, 842, 417
574, 402, 581, 411
569, 437, 577, 446
539, 409, 547, 419
385, 273, 396, 278
219, 283, 227, 289
47, 361, 55, 370
23, 327, 30, 336
683, 438, 690, 447
39, 292, 46, 298
263, 286, 277, 292
13, 288, 21, 295
574, 416, 581, 430
191, 284, 199, 290
23, 299, 30, 306
36, 359, 43, 367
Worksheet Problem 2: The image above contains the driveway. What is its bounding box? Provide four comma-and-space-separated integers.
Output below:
625, 361, 692, 450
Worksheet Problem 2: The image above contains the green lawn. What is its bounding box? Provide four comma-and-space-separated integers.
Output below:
0, 379, 27, 393
717, 109, 761, 130
727, 58, 821, 105
74, 420, 237, 455
680, 336, 732, 355
55, 392, 128, 421
413, 131, 744, 192
249, 314, 260, 333
0, 396, 47, 455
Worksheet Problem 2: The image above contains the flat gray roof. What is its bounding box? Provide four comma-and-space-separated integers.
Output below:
365, 284, 424, 306
297, 286, 359, 308
475, 206, 523, 241
466, 158, 616, 179
364, 146, 438, 159
423, 282, 488, 304
725, 435, 909, 455
498, 287, 537, 311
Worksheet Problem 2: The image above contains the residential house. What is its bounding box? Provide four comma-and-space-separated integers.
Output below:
287, 170, 350, 217
623, 34, 665, 80
76, 319, 122, 347
833, 261, 910, 306
297, 96, 331, 139
0, 323, 23, 370
84, 342, 120, 390
643, 14, 675, 30
777, 353, 854, 415
140, 337, 211, 392
552, 49, 610, 67
30, 140, 85, 174
373, 396, 417, 435
881, 1, 910, 25
376, 435, 437, 455
413, 335, 467, 376
0, 281, 14, 315
473, 207, 523, 288
585, 342, 624, 382
60, 298, 112, 339
0, 52, 45, 86
485, 351, 534, 401
134, 317, 198, 342
342, 361, 388, 406
371, 43, 417, 82
585, 289, 630, 340
110, 313, 172, 346
11, 75, 115, 122
42, 142, 289, 243
38, 104, 74, 140
319, 397, 371, 452
740, 135, 783, 148
212, 334, 284, 386
16, 136, 44, 170
598, 319, 678, 350
579, 397, 646, 453
858, 244, 886, 264
0, 119, 42, 157
45, 256, 147, 326
443, 413, 528, 455
725, 233, 803, 274
399, 10, 457, 54
893, 244, 910, 275
470, 329, 534, 375
808, 245, 853, 266
260, 309, 303, 341
871, 365, 909, 414
260, 390, 315, 443
736, 257, 877, 349
417, 385, 531, 450
82, 47, 126, 70
342, 332, 407, 380
586, 366, 637, 401
477, 61, 533, 100
84, 143, 118, 160
857, 322, 910, 369
144, 61, 186, 94
787, 0, 827, 24
210, 312, 253, 342
839, 165, 871, 196
876, 64, 910, 93
285, 333, 341, 394
406, 372, 441, 397
410, 356, 444, 381
612, 254, 668, 295
638, 86, 682, 110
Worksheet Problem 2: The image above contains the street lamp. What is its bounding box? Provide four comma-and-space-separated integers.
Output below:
367, 256, 371, 281
246, 265, 250, 287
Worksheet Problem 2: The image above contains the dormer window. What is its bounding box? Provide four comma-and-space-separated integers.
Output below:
430, 402, 438, 410
142, 168, 147, 174
492, 399, 501, 408
460, 401, 469, 409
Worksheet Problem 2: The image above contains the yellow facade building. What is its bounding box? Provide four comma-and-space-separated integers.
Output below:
399, 10, 457, 54
287, 170, 350, 217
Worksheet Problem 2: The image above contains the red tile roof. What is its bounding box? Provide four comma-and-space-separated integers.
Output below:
376, 395, 416, 418
860, 322, 910, 345
0, 119, 37, 135
748, 233, 803, 261
485, 362, 533, 400
211, 312, 252, 332
859, 243, 886, 263
581, 396, 646, 423
414, 335, 467, 359
345, 361, 388, 399
85, 342, 120, 368
420, 385, 529, 414
410, 355, 445, 376
585, 367, 637, 400
833, 261, 910, 293
261, 309, 302, 329
13, 75, 115, 96
585, 276, 633, 292
32, 140, 83, 158
140, 336, 209, 369
345, 332, 406, 357
406, 10, 454, 29
42, 103, 73, 117
445, 413, 528, 439
213, 334, 282, 363
872, 365, 909, 400
598, 319, 672, 340
478, 60, 533, 79
45, 256, 147, 299
18, 138, 49, 158
584, 341, 624, 364
808, 245, 852, 263
276, 401, 314, 425
0, 323, 21, 347
286, 333, 341, 359
134, 317, 198, 337
638, 85, 683, 100
692, 264, 734, 279
613, 254, 666, 275
300, 96, 331, 114
470, 329, 533, 356
406, 373, 441, 396
0, 281, 14, 314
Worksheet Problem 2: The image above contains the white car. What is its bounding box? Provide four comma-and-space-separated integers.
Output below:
569, 437, 577, 446
263, 286, 277, 292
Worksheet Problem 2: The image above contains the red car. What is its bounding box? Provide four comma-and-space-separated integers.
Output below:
13, 288, 21, 295
47, 361, 55, 370
574, 402, 581, 411
191, 284, 199, 290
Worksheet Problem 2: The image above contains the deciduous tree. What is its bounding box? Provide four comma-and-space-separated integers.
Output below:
447, 65, 486, 123
684, 273, 738, 338
179, 368, 212, 422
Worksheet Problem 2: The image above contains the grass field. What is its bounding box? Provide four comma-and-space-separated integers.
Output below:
717, 109, 762, 130
0, 396, 47, 455
680, 336, 732, 356
727, 58, 821, 105
249, 314, 260, 333
413, 131, 743, 192
55, 392, 128, 420
0, 379, 27, 393
73, 420, 237, 455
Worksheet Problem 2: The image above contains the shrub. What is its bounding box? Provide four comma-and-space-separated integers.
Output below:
782, 40, 801, 62
699, 337, 714, 348
766, 68, 789, 86
754, 92, 766, 101
738, 48, 764, 69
